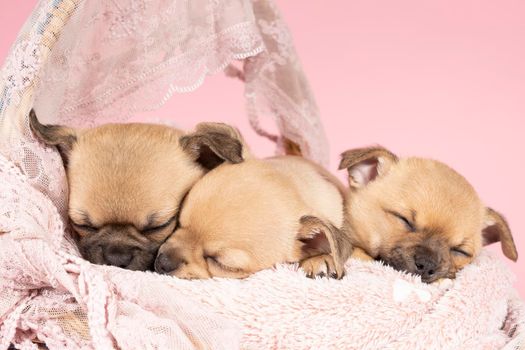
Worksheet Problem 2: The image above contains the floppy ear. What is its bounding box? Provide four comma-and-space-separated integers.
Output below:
297, 216, 352, 278
28, 109, 77, 166
482, 208, 518, 261
180, 122, 244, 171
338, 146, 398, 189
194, 122, 244, 143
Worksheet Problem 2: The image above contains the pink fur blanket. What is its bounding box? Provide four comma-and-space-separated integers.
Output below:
0, 153, 523, 349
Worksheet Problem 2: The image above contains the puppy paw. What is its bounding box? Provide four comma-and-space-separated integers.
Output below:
300, 254, 343, 279
350, 247, 375, 262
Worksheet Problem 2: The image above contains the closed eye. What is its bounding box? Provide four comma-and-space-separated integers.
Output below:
71, 222, 98, 233
205, 256, 243, 273
142, 216, 176, 234
386, 210, 416, 232
451, 247, 472, 258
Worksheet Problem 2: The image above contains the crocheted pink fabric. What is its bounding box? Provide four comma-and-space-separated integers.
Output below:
1, 153, 523, 349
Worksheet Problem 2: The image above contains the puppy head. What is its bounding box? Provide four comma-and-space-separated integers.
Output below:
155, 226, 254, 279
154, 122, 261, 279
155, 128, 338, 279
156, 209, 341, 279
30, 110, 206, 270
339, 146, 518, 283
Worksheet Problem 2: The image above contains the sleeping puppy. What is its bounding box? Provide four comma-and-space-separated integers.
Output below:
154, 123, 349, 279
338, 146, 518, 283
29, 110, 215, 270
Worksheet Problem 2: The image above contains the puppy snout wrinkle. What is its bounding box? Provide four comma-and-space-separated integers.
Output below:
155, 253, 185, 275
103, 245, 134, 268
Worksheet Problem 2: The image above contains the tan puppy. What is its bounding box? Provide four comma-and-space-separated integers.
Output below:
29, 111, 244, 270
338, 146, 518, 283
155, 124, 349, 279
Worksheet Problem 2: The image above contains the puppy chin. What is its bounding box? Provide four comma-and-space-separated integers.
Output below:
78, 233, 158, 271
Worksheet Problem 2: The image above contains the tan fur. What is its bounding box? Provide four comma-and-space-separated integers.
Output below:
350, 247, 375, 261
339, 147, 518, 283
30, 110, 206, 270
68, 123, 202, 230
300, 254, 338, 278
156, 155, 346, 279
483, 208, 518, 261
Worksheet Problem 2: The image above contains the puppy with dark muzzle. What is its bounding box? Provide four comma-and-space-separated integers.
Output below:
29, 110, 214, 270
337, 146, 518, 283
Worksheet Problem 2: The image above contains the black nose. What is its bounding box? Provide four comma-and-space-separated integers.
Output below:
413, 248, 439, 281
103, 245, 134, 268
155, 253, 184, 275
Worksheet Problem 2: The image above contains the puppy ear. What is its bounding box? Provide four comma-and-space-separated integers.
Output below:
338, 146, 398, 188
194, 122, 244, 142
28, 109, 77, 166
297, 216, 352, 278
482, 208, 518, 261
180, 122, 244, 171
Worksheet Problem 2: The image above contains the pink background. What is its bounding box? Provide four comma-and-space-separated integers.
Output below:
1, 1, 523, 295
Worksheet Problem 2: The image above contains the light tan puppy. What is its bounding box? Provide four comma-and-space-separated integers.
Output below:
338, 146, 518, 283
29, 111, 244, 270
155, 124, 349, 279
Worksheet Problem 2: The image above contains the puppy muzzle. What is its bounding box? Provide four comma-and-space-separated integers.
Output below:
382, 245, 446, 283
155, 253, 185, 275
77, 231, 159, 271
413, 246, 440, 283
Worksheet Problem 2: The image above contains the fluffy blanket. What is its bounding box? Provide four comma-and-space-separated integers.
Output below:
0, 153, 523, 350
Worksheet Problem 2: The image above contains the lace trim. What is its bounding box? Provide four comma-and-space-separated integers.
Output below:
61, 21, 265, 117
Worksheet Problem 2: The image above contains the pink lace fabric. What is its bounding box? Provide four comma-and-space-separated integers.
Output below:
0, 0, 523, 349
0, 154, 240, 349
27, 0, 327, 165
